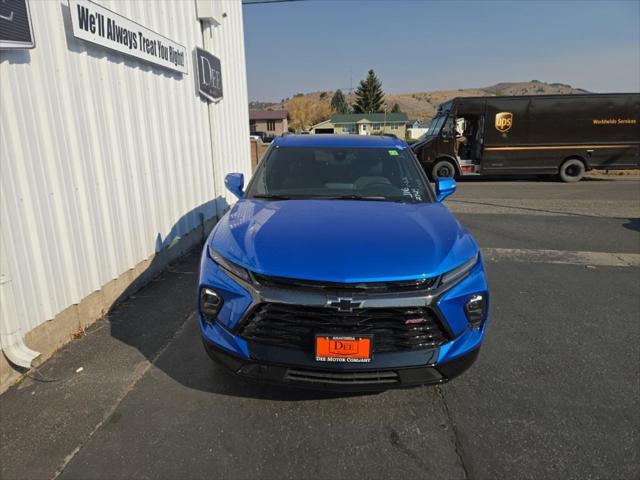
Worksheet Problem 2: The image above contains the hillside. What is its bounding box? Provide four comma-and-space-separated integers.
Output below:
261, 81, 588, 124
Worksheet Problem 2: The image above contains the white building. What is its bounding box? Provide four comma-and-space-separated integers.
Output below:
0, 0, 251, 392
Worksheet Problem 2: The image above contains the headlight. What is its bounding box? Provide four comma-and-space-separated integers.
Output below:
440, 252, 479, 286
208, 246, 251, 282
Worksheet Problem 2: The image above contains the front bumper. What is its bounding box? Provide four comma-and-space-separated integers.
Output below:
198, 245, 489, 390
202, 337, 480, 392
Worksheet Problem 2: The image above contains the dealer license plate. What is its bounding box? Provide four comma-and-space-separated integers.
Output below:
315, 335, 372, 363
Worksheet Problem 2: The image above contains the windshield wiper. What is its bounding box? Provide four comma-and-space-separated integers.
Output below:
251, 194, 294, 200
311, 195, 388, 201
252, 194, 409, 202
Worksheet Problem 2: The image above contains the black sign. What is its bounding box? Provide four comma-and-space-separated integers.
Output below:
196, 47, 222, 102
0, 0, 35, 49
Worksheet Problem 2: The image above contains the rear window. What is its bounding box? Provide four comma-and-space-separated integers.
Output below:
246, 146, 433, 203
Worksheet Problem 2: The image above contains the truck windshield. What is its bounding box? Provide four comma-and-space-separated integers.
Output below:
246, 146, 433, 203
427, 116, 446, 136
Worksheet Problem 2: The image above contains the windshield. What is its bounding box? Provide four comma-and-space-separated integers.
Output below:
428, 116, 447, 135
245, 146, 433, 203
416, 115, 446, 141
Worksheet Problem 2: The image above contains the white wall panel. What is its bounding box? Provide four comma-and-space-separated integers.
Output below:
0, 1, 250, 342
203, 0, 253, 213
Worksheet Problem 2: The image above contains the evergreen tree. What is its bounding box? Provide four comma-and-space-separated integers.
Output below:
391, 102, 401, 113
330, 89, 350, 114
352, 70, 385, 113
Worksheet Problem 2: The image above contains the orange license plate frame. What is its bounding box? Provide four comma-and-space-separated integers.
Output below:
315, 335, 372, 363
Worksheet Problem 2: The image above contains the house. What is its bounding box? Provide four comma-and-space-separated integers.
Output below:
310, 112, 409, 137
249, 109, 289, 137
407, 119, 429, 140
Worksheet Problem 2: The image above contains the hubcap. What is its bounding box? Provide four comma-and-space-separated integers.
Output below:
438, 166, 452, 177
566, 165, 580, 177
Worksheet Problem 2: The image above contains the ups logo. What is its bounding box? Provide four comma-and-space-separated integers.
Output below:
495, 112, 513, 133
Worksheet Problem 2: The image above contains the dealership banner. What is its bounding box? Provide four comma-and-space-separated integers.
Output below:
68, 0, 187, 74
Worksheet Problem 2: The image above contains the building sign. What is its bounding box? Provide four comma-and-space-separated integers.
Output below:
0, 0, 35, 49
68, 0, 187, 74
196, 47, 223, 102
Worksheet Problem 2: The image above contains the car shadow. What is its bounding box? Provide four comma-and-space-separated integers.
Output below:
105, 199, 375, 401
622, 218, 640, 232
158, 312, 377, 401
454, 174, 614, 183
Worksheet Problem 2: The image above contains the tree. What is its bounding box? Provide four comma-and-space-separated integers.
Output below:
288, 96, 334, 131
330, 89, 350, 114
352, 69, 385, 113
391, 102, 401, 113
288, 96, 315, 131
312, 101, 333, 126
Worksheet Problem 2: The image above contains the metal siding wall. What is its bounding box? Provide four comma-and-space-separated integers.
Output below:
0, 1, 250, 339
205, 0, 252, 212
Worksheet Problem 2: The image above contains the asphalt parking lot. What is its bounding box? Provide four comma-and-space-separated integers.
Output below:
1, 177, 639, 480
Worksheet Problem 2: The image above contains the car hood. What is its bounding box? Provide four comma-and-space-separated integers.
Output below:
210, 199, 477, 283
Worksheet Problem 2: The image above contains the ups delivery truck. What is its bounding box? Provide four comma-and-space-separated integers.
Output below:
411, 93, 639, 182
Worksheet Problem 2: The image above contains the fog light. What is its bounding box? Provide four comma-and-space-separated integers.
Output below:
200, 287, 222, 324
464, 294, 486, 330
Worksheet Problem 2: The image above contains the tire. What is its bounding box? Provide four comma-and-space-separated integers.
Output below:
559, 158, 585, 183
432, 160, 456, 180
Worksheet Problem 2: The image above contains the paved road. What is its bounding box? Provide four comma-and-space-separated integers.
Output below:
1, 178, 639, 480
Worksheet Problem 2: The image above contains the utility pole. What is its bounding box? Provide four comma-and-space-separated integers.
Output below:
383, 103, 388, 133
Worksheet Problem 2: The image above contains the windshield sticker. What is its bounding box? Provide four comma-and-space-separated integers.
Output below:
399, 176, 424, 201
388, 150, 399, 156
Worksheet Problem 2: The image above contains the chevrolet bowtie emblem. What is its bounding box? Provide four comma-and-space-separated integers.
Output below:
327, 297, 363, 312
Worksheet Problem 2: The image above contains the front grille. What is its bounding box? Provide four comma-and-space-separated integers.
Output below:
285, 368, 399, 385
237, 303, 448, 353
252, 273, 438, 293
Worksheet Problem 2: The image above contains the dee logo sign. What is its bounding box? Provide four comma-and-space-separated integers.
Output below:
196, 47, 223, 102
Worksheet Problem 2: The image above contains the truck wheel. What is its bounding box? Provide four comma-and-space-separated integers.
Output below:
559, 159, 585, 183
432, 160, 456, 179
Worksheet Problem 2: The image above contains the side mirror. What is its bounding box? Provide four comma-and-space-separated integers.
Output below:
435, 177, 456, 202
225, 173, 244, 199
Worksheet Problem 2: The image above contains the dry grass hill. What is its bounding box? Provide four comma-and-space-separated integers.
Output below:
252, 81, 588, 124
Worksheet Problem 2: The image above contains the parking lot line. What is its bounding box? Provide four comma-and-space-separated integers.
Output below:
484, 248, 640, 268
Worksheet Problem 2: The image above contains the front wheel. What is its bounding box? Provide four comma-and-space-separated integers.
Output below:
431, 160, 456, 180
559, 159, 585, 183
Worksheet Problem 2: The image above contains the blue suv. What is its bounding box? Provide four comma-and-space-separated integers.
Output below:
198, 135, 489, 390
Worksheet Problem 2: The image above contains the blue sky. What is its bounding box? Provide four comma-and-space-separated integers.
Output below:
242, 0, 640, 101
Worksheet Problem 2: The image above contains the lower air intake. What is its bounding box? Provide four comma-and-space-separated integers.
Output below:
285, 368, 399, 385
